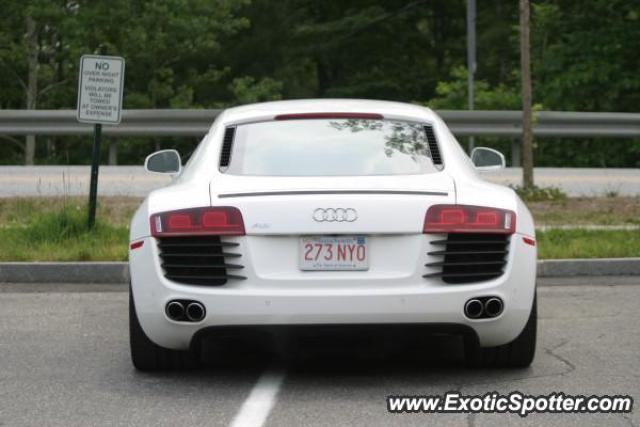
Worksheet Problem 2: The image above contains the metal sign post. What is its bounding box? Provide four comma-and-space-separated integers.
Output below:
76, 51, 125, 228
88, 122, 102, 228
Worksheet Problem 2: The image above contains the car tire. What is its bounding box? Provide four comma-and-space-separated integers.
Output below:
464, 295, 537, 368
129, 287, 198, 371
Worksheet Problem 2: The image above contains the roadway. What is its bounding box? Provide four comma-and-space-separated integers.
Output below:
0, 166, 638, 197
0, 277, 638, 426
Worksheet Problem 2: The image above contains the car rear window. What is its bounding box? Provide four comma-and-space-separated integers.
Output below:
223, 119, 439, 176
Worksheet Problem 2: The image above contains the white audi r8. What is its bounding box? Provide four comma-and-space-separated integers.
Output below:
129, 99, 537, 371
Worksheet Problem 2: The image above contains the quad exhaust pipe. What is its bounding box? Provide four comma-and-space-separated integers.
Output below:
186, 302, 206, 322
166, 301, 185, 320
165, 300, 206, 322
484, 297, 504, 318
464, 297, 503, 319
464, 299, 484, 319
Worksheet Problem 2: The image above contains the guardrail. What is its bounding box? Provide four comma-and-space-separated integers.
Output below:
0, 110, 218, 137
1, 109, 640, 137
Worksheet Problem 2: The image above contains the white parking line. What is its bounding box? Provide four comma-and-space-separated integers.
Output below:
229, 368, 286, 427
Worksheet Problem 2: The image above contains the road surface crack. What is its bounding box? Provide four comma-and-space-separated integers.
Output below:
544, 339, 576, 376
458, 339, 577, 389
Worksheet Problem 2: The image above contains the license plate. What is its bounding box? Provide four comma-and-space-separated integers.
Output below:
299, 236, 369, 271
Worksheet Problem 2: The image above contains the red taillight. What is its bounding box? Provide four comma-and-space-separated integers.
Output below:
423, 205, 515, 234
150, 207, 245, 237
274, 112, 384, 120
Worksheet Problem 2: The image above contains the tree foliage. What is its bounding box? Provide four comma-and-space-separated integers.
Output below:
0, 0, 639, 166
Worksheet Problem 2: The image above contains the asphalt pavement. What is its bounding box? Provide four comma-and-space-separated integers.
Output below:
0, 277, 638, 426
0, 166, 638, 197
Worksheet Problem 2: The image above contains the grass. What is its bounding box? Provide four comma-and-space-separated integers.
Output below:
0, 196, 638, 261
512, 185, 568, 202
537, 229, 640, 259
0, 196, 138, 228
528, 197, 640, 226
0, 200, 128, 261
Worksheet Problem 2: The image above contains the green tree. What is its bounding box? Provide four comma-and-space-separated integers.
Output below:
428, 66, 520, 110
1, 0, 640, 167
532, 0, 640, 112
0, 0, 77, 164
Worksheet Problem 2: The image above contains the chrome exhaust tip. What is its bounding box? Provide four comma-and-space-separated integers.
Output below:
484, 297, 504, 318
186, 302, 206, 322
464, 299, 484, 319
166, 301, 185, 320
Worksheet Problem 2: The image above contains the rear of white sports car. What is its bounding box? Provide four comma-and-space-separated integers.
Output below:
129, 100, 537, 371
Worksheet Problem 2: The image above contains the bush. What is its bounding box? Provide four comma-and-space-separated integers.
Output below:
512, 185, 567, 202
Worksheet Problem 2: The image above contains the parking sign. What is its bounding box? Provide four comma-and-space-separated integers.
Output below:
77, 55, 125, 124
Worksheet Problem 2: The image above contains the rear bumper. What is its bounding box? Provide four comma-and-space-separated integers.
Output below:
129, 234, 537, 350
189, 323, 479, 354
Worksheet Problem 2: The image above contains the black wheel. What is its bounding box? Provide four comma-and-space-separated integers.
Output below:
464, 295, 537, 368
129, 287, 198, 371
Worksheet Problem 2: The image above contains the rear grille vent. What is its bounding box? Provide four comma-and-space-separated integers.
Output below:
157, 236, 246, 286
219, 127, 236, 169
424, 125, 442, 166
424, 233, 509, 284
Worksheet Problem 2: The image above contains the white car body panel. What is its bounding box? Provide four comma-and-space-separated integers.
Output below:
129, 99, 537, 350
211, 174, 454, 235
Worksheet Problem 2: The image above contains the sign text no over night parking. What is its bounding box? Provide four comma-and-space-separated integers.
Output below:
77, 55, 125, 124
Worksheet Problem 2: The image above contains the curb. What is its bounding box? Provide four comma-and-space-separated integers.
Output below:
537, 258, 640, 277
1, 258, 639, 284
0, 262, 129, 284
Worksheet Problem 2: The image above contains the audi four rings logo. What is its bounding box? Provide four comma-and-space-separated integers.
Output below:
313, 208, 358, 222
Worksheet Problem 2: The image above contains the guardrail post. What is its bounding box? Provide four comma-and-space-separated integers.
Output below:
511, 138, 521, 167
108, 140, 118, 165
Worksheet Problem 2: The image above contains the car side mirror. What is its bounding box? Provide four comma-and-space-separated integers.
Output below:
144, 149, 182, 175
471, 147, 506, 170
